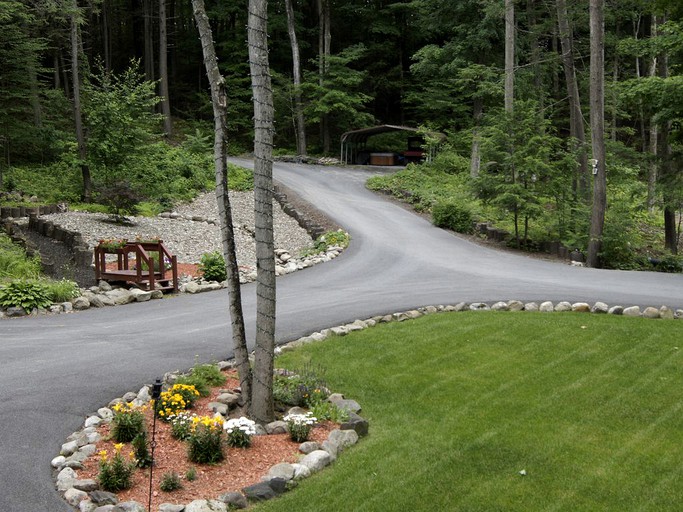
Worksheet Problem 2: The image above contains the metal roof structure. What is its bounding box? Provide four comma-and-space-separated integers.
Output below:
340, 124, 446, 165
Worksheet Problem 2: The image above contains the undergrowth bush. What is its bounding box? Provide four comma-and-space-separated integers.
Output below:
228, 164, 254, 191
0, 280, 52, 310
111, 402, 147, 443
198, 251, 227, 282
45, 278, 80, 302
98, 444, 136, 492
301, 230, 350, 257
432, 200, 475, 233
187, 416, 225, 464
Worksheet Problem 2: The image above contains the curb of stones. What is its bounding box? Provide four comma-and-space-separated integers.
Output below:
274, 299, 682, 359
54, 362, 369, 512
54, 297, 680, 510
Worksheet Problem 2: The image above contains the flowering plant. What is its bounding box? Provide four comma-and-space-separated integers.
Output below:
187, 415, 225, 464
168, 412, 197, 440
98, 238, 128, 251
111, 402, 147, 443
283, 412, 317, 442
155, 390, 188, 420
224, 417, 257, 448
169, 383, 200, 408
97, 443, 137, 492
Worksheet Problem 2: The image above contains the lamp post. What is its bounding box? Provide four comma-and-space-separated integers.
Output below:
148, 378, 162, 512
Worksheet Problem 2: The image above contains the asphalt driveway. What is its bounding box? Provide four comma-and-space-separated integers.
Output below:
1, 161, 681, 511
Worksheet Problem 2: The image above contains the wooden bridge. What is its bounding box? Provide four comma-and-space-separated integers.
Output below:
94, 239, 179, 292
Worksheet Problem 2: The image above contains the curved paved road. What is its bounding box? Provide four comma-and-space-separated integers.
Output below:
1, 161, 681, 511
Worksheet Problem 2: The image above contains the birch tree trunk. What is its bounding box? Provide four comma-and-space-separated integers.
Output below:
556, 0, 588, 198
284, 0, 306, 156
248, 0, 276, 425
191, 0, 252, 410
587, 0, 606, 268
71, 0, 91, 202
159, 0, 172, 136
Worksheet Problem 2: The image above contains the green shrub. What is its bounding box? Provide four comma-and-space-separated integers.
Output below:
110, 402, 147, 443
198, 251, 227, 282
97, 444, 136, 492
132, 431, 152, 468
652, 254, 683, 273
224, 417, 257, 448
185, 466, 197, 481
432, 200, 474, 234
311, 401, 349, 423
174, 364, 226, 398
160, 472, 183, 492
228, 164, 254, 191
273, 366, 329, 407
187, 416, 225, 464
301, 230, 350, 257
0, 234, 42, 280
0, 279, 52, 310
169, 412, 196, 440
45, 278, 79, 303
283, 412, 317, 442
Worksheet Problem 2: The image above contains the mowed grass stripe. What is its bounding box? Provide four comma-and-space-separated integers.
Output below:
255, 312, 683, 512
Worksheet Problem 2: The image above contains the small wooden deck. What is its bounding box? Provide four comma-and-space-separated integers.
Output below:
94, 240, 178, 292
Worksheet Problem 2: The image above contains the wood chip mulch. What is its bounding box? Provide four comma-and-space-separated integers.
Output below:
78, 371, 336, 508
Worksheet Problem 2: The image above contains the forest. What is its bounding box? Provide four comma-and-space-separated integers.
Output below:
1, 0, 682, 269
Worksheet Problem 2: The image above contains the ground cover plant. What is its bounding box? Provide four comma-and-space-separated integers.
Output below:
258, 312, 683, 512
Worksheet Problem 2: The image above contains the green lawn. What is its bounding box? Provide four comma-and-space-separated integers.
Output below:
257, 312, 683, 512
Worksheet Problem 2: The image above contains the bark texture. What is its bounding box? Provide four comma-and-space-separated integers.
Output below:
587, 0, 606, 268
71, 0, 91, 202
248, 0, 276, 425
191, 0, 252, 409
284, 0, 306, 156
159, 0, 172, 136
556, 0, 588, 197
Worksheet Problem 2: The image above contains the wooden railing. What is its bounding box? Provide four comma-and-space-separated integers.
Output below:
94, 240, 178, 292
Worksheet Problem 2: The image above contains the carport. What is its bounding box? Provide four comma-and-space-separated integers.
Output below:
340, 125, 445, 165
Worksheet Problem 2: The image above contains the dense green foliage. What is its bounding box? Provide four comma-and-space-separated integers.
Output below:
1, 0, 682, 265
263, 312, 683, 512
0, 279, 52, 311
198, 251, 227, 283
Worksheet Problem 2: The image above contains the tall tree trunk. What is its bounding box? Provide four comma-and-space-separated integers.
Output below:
191, 0, 252, 410
71, 0, 91, 202
317, 0, 330, 153
587, 0, 606, 268
53, 52, 61, 90
159, 0, 172, 136
504, 0, 514, 113
556, 0, 588, 198
470, 97, 482, 178
144, 0, 155, 83
248, 0, 276, 425
28, 64, 42, 129
102, 0, 111, 71
284, 0, 306, 156
647, 15, 660, 212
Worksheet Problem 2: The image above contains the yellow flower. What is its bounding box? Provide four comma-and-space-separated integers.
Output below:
98, 450, 108, 461
114, 443, 124, 453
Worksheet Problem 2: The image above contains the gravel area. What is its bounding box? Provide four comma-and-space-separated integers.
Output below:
41, 191, 314, 266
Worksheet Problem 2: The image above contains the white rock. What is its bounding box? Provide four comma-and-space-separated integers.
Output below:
300, 450, 332, 473
623, 306, 641, 317
539, 301, 554, 312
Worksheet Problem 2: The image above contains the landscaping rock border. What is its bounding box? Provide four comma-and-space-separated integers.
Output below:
54, 362, 368, 512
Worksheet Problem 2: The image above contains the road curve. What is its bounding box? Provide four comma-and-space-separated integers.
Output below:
1, 161, 681, 511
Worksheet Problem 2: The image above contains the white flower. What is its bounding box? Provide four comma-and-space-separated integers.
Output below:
283, 412, 317, 426
224, 416, 257, 436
